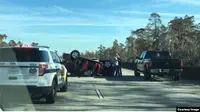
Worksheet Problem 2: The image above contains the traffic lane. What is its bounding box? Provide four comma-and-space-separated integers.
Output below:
72, 77, 200, 111
2, 80, 102, 111
36, 76, 200, 111
1, 76, 143, 111
106, 69, 200, 109
2, 73, 200, 111
2, 75, 108, 111
3, 77, 200, 111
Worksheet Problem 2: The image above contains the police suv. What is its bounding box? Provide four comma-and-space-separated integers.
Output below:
0, 45, 68, 104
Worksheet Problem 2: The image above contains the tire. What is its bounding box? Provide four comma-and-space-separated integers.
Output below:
46, 80, 57, 104
172, 74, 181, 81
134, 64, 140, 76
134, 70, 140, 76
70, 50, 80, 60
60, 79, 68, 92
104, 61, 112, 68
144, 67, 151, 81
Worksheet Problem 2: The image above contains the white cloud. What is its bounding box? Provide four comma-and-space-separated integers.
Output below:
19, 32, 104, 38
0, 14, 84, 22
170, 0, 200, 5
53, 5, 74, 13
7, 32, 114, 41
0, 2, 147, 27
114, 10, 149, 14
151, 3, 171, 8
154, 0, 200, 6
0, 12, 148, 27
0, 1, 75, 15
114, 10, 200, 18
19, 22, 145, 27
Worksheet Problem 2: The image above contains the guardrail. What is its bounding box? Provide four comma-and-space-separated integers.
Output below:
121, 62, 200, 80
121, 62, 134, 70
182, 67, 200, 80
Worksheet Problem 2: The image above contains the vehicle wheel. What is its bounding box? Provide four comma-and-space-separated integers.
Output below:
134, 64, 140, 76
46, 80, 57, 104
172, 74, 181, 81
70, 50, 80, 60
60, 79, 68, 92
144, 70, 151, 81
134, 70, 140, 76
104, 61, 111, 68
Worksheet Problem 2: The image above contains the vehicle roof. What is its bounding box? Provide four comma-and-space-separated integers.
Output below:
145, 50, 169, 52
0, 46, 57, 52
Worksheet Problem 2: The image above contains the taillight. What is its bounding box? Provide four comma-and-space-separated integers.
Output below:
39, 64, 48, 76
148, 62, 152, 68
181, 60, 183, 68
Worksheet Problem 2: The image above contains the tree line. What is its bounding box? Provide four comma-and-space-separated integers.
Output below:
0, 12, 200, 67
0, 34, 39, 46
81, 13, 200, 67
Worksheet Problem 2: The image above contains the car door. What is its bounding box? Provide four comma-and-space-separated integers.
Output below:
54, 52, 66, 82
137, 52, 144, 71
50, 51, 63, 85
140, 51, 147, 71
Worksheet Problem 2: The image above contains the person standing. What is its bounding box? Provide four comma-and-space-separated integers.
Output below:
112, 55, 119, 76
116, 53, 122, 76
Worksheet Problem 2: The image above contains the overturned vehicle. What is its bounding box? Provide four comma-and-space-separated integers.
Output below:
62, 50, 114, 77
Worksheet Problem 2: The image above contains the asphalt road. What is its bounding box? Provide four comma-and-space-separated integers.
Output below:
2, 69, 200, 111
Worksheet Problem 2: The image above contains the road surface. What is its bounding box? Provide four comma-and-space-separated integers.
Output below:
2, 69, 200, 111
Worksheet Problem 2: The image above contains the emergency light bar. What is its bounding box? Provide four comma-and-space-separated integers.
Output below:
15, 44, 33, 48
14, 45, 50, 48
37, 46, 50, 48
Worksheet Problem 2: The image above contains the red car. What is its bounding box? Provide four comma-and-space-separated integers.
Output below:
63, 50, 114, 77
62, 53, 74, 74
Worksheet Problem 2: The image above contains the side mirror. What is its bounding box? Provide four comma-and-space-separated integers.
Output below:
60, 61, 65, 64
135, 56, 140, 59
53, 59, 60, 63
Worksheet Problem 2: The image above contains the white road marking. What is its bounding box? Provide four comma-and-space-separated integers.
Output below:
95, 89, 104, 99
2, 69, 200, 111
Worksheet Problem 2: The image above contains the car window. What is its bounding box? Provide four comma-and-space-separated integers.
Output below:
145, 51, 171, 59
55, 52, 61, 63
140, 52, 144, 59
142, 51, 146, 59
0, 48, 49, 62
39, 50, 50, 62
50, 51, 60, 63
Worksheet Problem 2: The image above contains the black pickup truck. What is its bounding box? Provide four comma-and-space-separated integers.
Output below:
134, 51, 183, 81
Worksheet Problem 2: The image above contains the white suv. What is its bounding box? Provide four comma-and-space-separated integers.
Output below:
0, 46, 68, 104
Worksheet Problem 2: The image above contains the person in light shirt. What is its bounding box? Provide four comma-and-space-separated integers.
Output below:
116, 53, 122, 76
112, 54, 119, 76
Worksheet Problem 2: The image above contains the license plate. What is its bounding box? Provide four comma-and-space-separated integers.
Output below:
8, 76, 17, 80
8, 68, 19, 74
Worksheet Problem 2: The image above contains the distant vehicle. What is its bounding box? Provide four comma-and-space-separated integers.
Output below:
66, 50, 114, 76
0, 45, 68, 104
134, 51, 183, 81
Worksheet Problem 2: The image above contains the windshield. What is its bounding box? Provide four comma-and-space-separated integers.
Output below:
0, 48, 49, 62
145, 51, 171, 59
